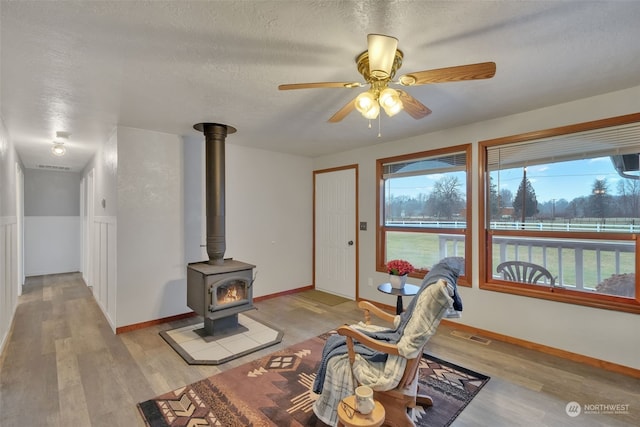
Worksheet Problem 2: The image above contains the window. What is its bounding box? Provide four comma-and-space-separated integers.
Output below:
480, 113, 640, 313
377, 144, 471, 283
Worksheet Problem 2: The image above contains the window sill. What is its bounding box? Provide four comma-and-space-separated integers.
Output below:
480, 281, 640, 314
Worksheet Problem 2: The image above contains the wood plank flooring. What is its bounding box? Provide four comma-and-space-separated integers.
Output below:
0, 272, 638, 426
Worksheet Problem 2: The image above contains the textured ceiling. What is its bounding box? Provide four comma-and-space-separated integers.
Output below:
2, 1, 640, 172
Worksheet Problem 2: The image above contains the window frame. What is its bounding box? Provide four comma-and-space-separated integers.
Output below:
376, 143, 472, 285
479, 113, 640, 314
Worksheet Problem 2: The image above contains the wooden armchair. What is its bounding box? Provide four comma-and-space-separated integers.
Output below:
496, 260, 556, 287
336, 300, 433, 427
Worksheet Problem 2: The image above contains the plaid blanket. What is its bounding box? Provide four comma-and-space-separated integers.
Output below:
312, 283, 452, 426
313, 256, 464, 395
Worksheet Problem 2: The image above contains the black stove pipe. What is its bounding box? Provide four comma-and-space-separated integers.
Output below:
193, 122, 237, 265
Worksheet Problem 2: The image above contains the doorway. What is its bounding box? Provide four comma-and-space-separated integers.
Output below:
313, 165, 358, 300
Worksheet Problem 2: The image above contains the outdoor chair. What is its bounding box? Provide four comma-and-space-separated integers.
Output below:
496, 261, 555, 287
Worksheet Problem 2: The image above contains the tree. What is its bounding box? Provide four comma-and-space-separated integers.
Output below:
567, 196, 587, 219
488, 177, 499, 219
427, 176, 464, 219
617, 178, 640, 218
513, 171, 538, 220
499, 188, 513, 208
588, 179, 610, 220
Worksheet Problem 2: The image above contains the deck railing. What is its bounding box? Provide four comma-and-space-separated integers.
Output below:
437, 233, 635, 290
388, 219, 640, 233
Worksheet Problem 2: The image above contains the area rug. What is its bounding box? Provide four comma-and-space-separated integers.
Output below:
298, 290, 351, 306
138, 332, 489, 427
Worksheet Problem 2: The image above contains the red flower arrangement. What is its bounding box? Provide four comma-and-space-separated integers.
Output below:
386, 259, 414, 276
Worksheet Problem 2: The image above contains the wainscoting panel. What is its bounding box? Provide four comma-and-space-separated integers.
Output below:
0, 217, 17, 352
92, 216, 117, 331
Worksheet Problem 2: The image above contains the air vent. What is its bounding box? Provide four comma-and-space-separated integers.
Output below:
37, 164, 72, 171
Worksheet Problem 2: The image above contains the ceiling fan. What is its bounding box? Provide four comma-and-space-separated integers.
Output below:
278, 34, 496, 123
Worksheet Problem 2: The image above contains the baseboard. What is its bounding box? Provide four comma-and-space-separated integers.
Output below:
115, 286, 314, 334
116, 311, 198, 334
0, 305, 18, 365
441, 319, 640, 379
253, 284, 314, 302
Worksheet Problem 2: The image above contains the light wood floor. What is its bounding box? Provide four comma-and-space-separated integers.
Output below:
0, 273, 638, 426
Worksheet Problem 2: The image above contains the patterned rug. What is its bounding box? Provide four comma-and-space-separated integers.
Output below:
138, 332, 489, 427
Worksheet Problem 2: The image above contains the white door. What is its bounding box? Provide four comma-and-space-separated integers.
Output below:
314, 167, 357, 299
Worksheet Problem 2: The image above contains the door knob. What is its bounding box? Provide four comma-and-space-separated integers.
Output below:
348, 240, 354, 246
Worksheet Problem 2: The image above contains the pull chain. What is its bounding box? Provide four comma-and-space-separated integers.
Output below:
378, 114, 382, 137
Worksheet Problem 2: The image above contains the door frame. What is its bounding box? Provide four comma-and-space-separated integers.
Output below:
15, 163, 24, 296
313, 164, 359, 299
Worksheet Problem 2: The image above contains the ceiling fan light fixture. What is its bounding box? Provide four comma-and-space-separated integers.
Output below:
355, 91, 380, 119
367, 34, 398, 79
362, 102, 380, 120
382, 102, 403, 117
379, 88, 403, 116
51, 142, 66, 156
355, 91, 376, 112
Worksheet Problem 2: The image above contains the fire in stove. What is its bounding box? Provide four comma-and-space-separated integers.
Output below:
214, 279, 248, 308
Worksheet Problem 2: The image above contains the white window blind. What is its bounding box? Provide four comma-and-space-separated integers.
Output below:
487, 121, 640, 170
383, 152, 466, 179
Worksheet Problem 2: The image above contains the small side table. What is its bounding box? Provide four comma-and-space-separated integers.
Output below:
377, 282, 420, 314
337, 395, 385, 427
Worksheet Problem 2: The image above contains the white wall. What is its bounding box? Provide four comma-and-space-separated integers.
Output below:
23, 168, 81, 276
24, 216, 80, 276
82, 128, 118, 329
225, 143, 313, 297
116, 127, 185, 328
116, 129, 313, 329
313, 85, 640, 371
0, 115, 20, 353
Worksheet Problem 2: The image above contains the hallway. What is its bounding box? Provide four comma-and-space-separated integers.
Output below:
0, 272, 356, 426
0, 273, 157, 425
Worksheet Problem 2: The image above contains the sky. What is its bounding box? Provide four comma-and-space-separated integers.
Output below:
496, 157, 625, 203
389, 156, 633, 204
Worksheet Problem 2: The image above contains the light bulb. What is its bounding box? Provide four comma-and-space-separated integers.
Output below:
51, 143, 66, 156
379, 88, 403, 117
382, 102, 403, 117
362, 102, 380, 119
355, 91, 376, 113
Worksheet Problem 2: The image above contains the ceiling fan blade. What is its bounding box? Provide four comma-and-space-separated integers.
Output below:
328, 97, 357, 123
398, 62, 496, 86
397, 90, 432, 119
367, 34, 398, 78
278, 82, 363, 90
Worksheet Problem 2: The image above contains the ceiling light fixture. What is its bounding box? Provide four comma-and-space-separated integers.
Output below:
51, 142, 66, 156
51, 131, 70, 157
354, 86, 403, 120
351, 35, 405, 122
367, 34, 398, 79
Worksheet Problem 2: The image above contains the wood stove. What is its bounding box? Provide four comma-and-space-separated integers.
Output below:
187, 122, 256, 338
187, 259, 255, 336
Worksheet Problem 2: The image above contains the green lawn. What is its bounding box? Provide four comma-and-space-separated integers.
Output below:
386, 231, 635, 289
